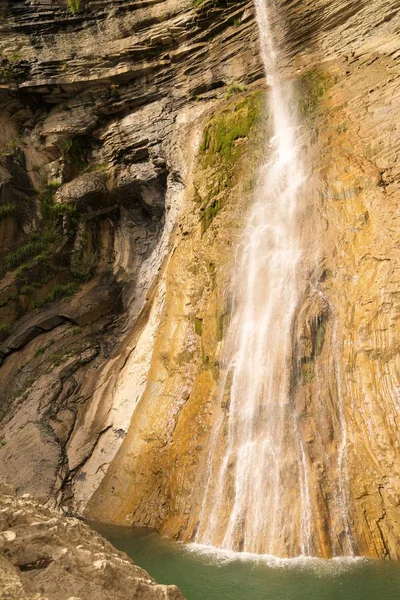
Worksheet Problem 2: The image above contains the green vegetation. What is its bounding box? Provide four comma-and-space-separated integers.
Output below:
195, 318, 203, 336
34, 339, 54, 358
67, 0, 81, 14
0, 138, 23, 164
0, 52, 27, 85
0, 204, 18, 220
85, 162, 109, 173
298, 69, 332, 117
300, 311, 329, 385
198, 91, 264, 233
301, 361, 315, 385
0, 63, 18, 83
70, 248, 98, 281
314, 314, 327, 358
0, 173, 98, 313
40, 182, 77, 224
216, 313, 224, 342
110, 84, 119, 98
50, 347, 78, 367
63, 135, 90, 172
34, 282, 77, 308
7, 52, 22, 63
200, 92, 263, 164
225, 83, 247, 99
2, 232, 54, 272
200, 198, 222, 233
17, 252, 54, 286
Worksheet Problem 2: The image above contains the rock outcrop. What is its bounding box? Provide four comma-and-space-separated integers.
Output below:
0, 483, 184, 599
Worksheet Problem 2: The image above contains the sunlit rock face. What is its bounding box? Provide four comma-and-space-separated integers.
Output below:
1, 0, 400, 560
86, 0, 400, 560
0, 0, 261, 504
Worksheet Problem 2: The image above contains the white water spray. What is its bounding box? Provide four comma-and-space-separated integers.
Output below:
195, 0, 312, 556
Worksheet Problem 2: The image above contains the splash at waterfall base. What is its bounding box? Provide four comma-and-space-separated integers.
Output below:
92, 524, 400, 600
84, 16, 400, 561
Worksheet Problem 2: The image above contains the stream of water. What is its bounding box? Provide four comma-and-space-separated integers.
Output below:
92, 524, 400, 600
194, 0, 320, 556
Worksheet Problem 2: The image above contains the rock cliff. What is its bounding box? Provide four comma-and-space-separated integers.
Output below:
1, 0, 400, 561
0, 0, 260, 505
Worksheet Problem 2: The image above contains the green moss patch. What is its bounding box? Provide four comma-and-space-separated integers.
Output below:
198, 91, 265, 233
195, 317, 203, 336
2, 232, 55, 272
200, 91, 263, 166
67, 0, 81, 15
0, 204, 19, 220
298, 69, 333, 118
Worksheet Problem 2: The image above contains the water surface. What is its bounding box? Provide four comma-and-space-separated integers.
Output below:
92, 523, 400, 600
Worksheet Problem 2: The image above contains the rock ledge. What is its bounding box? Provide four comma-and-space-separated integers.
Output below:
0, 483, 184, 600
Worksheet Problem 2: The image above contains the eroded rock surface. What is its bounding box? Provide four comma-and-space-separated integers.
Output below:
0, 0, 261, 505
0, 483, 184, 600
84, 0, 400, 560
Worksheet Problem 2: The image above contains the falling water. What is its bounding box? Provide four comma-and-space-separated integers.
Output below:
195, 0, 312, 556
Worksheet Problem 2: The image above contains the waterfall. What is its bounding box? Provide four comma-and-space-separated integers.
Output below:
194, 0, 312, 556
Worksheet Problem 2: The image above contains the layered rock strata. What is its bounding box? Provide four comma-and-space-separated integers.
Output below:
85, 0, 400, 559
1, 0, 400, 561
0, 0, 261, 504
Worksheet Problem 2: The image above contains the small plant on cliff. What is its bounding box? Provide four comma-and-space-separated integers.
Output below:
40, 182, 77, 226
63, 135, 90, 172
0, 204, 18, 220
35, 282, 77, 308
2, 232, 55, 272
0, 138, 23, 164
225, 83, 247, 99
70, 248, 98, 281
67, 0, 81, 14
0, 54, 28, 85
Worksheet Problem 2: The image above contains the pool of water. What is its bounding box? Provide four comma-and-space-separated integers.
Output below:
91, 523, 400, 600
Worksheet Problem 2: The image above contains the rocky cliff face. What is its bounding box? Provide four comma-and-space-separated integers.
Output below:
0, 0, 260, 504
1, 0, 400, 561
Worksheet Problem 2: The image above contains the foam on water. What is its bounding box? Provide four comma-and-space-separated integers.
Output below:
186, 542, 366, 573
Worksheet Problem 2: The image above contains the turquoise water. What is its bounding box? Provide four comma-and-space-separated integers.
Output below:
92, 524, 400, 600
